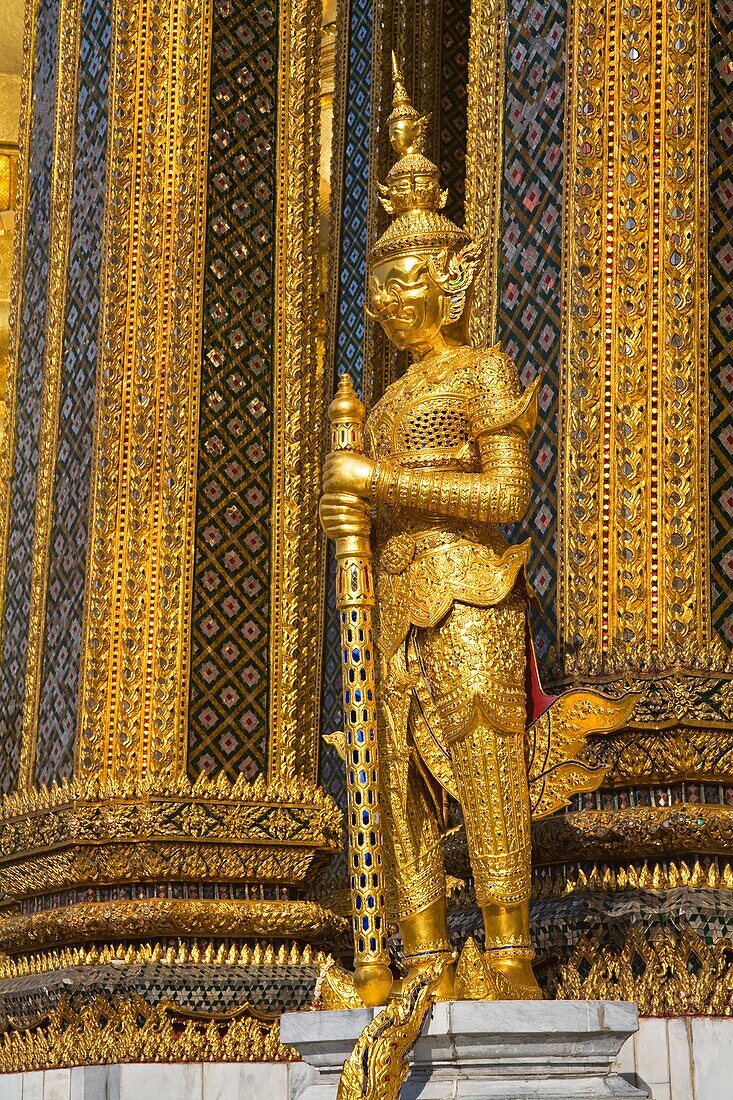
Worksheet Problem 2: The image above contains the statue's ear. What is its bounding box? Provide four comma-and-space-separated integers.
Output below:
453, 233, 487, 286
377, 182, 395, 215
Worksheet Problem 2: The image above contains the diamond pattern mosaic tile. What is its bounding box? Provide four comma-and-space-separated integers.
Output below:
35, 0, 111, 785
0, 962, 320, 1023
496, 0, 566, 672
0, 0, 59, 794
439, 0, 470, 227
532, 888, 733, 960
709, 0, 733, 646
188, 0, 278, 779
319, 0, 372, 808
335, 0, 371, 386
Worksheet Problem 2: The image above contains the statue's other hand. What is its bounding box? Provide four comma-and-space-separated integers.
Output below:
319, 492, 372, 540
323, 451, 375, 497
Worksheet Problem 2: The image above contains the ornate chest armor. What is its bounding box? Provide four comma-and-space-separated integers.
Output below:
365, 344, 538, 658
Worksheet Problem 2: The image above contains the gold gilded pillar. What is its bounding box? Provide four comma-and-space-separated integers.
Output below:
558, 0, 724, 694
0, 0, 343, 1068
553, 0, 732, 754
0, 0, 340, 925
268, 0, 328, 781
465, 0, 506, 344
529, 0, 733, 1013
460, 0, 733, 1013
76, 0, 210, 783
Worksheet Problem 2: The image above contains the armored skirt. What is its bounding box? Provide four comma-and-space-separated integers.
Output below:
376, 563, 533, 920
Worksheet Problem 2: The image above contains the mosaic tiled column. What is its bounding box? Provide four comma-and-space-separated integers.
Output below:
527, 0, 733, 1014
0, 0, 343, 1071
456, 0, 733, 1014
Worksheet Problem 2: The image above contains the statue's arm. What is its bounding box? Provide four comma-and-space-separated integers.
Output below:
372, 377, 539, 526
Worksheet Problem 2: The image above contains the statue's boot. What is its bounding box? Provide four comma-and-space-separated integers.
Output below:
401, 896, 455, 1000
482, 899, 542, 999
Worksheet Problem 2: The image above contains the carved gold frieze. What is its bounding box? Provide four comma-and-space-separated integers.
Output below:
0, 899, 348, 953
0, 846, 327, 900
559, 0, 724, 682
545, 927, 733, 1016
0, 941, 330, 980
585, 727, 733, 784
0, 775, 341, 899
0, 996, 297, 1072
534, 805, 733, 865
533, 858, 733, 898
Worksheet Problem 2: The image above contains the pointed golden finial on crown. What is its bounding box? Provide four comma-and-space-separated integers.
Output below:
370, 55, 470, 265
387, 53, 424, 151
377, 55, 447, 218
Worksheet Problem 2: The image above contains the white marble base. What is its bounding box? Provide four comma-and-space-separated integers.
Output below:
0, 1062, 316, 1099
0, 1016, 731, 1098
280, 1000, 648, 1099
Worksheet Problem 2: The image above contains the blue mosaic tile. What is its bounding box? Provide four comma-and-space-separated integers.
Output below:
35, 0, 111, 785
497, 0, 566, 672
0, 0, 60, 793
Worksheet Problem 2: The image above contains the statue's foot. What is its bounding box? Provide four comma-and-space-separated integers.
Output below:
404, 956, 456, 1001
487, 950, 542, 1000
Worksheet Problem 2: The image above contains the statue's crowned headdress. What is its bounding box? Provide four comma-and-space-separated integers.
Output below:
369, 57, 484, 320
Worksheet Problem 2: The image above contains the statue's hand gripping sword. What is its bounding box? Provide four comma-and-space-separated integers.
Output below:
325, 374, 393, 1007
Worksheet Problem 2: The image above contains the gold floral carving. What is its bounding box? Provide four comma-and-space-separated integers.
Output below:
534, 805, 733, 865
18, 0, 84, 788
0, 0, 37, 652
584, 727, 733, 784
0, 899, 347, 953
268, 0, 327, 780
0, 997, 297, 1073
77, 0, 212, 781
0, 774, 342, 899
559, 0, 726, 685
464, 0, 506, 344
546, 927, 733, 1016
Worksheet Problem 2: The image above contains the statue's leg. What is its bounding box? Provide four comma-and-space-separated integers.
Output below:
415, 596, 541, 999
379, 646, 455, 998
448, 725, 540, 997
380, 755, 455, 998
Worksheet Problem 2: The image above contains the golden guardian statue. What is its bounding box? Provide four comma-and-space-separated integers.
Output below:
320, 60, 636, 1006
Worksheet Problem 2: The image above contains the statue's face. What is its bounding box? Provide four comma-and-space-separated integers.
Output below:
389, 117, 422, 155
368, 255, 447, 354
